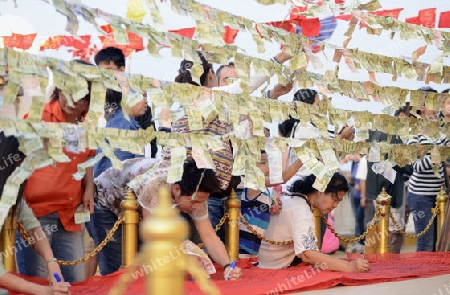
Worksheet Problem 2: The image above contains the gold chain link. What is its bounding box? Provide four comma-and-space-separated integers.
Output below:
239, 213, 293, 245
321, 207, 382, 243
389, 202, 439, 238
18, 215, 124, 266
197, 213, 229, 249
215, 212, 229, 233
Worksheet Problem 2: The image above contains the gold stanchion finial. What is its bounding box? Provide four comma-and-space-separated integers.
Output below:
121, 188, 140, 267
0, 213, 17, 272
436, 186, 448, 249
225, 189, 240, 261
376, 187, 391, 254
141, 186, 189, 295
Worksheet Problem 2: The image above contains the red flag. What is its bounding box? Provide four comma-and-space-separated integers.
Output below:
168, 27, 196, 39
40, 35, 65, 50
223, 26, 239, 44
99, 24, 144, 56
126, 33, 144, 50
371, 8, 403, 19
70, 36, 91, 50
265, 21, 295, 33
101, 24, 113, 34
418, 8, 436, 28
334, 15, 352, 21
405, 16, 420, 25
40, 35, 90, 51
3, 33, 36, 50
298, 18, 321, 37
71, 46, 98, 61
438, 11, 450, 28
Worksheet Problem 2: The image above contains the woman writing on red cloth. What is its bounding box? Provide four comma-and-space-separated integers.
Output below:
259, 173, 370, 272
0, 132, 71, 294
16, 73, 95, 283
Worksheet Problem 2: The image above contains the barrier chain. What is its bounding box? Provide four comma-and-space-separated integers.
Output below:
321, 207, 382, 243
389, 202, 439, 238
18, 215, 125, 266
197, 212, 229, 249
239, 214, 294, 245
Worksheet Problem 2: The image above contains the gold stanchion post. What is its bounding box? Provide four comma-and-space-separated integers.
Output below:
141, 186, 188, 295
376, 188, 391, 254
436, 186, 448, 247
0, 213, 17, 272
313, 208, 322, 248
225, 189, 240, 261
121, 188, 140, 267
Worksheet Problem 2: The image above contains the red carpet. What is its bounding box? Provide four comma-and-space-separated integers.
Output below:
6, 252, 450, 295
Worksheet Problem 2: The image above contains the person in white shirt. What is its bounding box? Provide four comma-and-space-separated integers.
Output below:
258, 172, 370, 272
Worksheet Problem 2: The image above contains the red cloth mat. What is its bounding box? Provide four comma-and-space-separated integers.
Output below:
6, 252, 450, 295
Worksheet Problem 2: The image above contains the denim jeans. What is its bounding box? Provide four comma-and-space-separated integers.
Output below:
89, 201, 122, 275
352, 197, 365, 244
15, 212, 85, 283
407, 192, 437, 252
207, 196, 227, 243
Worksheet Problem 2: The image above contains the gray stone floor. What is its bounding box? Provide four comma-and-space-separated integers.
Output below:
299, 274, 450, 295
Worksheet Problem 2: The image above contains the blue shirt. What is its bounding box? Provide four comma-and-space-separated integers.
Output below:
94, 108, 143, 178
239, 188, 271, 255
351, 161, 361, 199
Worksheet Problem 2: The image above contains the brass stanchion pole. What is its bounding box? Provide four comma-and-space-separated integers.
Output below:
313, 208, 322, 248
436, 186, 448, 248
225, 189, 240, 261
376, 188, 391, 254
141, 186, 188, 295
0, 213, 17, 272
121, 188, 140, 267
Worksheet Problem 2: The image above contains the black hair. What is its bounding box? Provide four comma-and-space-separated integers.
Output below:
158, 126, 172, 133
278, 117, 300, 138
176, 157, 221, 196
216, 62, 235, 82
416, 86, 438, 116
135, 105, 158, 158
94, 47, 125, 69
175, 51, 213, 87
0, 132, 26, 227
104, 89, 122, 121
50, 60, 94, 103
419, 86, 438, 93
288, 172, 349, 197
293, 89, 318, 105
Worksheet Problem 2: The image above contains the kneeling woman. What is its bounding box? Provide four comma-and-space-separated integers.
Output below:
258, 173, 370, 272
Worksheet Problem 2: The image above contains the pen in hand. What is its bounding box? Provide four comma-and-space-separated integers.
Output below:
225, 261, 237, 281
53, 272, 62, 283
360, 252, 365, 259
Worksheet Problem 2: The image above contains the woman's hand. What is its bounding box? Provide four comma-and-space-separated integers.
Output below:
223, 265, 242, 280
348, 258, 370, 272
360, 195, 367, 208
40, 283, 71, 295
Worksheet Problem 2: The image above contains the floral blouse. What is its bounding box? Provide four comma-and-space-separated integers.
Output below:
94, 156, 208, 221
